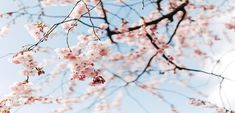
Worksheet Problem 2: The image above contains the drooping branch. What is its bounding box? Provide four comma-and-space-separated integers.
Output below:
110, 0, 189, 35
145, 33, 230, 80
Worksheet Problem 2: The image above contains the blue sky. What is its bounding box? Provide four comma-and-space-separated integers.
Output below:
0, 0, 235, 113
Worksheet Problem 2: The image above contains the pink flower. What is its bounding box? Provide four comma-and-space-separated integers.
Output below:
71, 5, 87, 19
24, 23, 48, 41
0, 26, 9, 38
12, 51, 45, 76
99, 23, 108, 29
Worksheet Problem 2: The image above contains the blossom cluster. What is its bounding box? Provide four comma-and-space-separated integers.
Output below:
24, 23, 48, 41
55, 39, 109, 85
0, 82, 35, 113
189, 98, 234, 113
12, 51, 45, 76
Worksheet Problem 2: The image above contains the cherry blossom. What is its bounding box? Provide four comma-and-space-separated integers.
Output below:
0, 26, 9, 38
12, 51, 45, 76
24, 23, 48, 41
0, 0, 235, 113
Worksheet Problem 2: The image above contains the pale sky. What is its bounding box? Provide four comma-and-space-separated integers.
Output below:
0, 0, 235, 113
